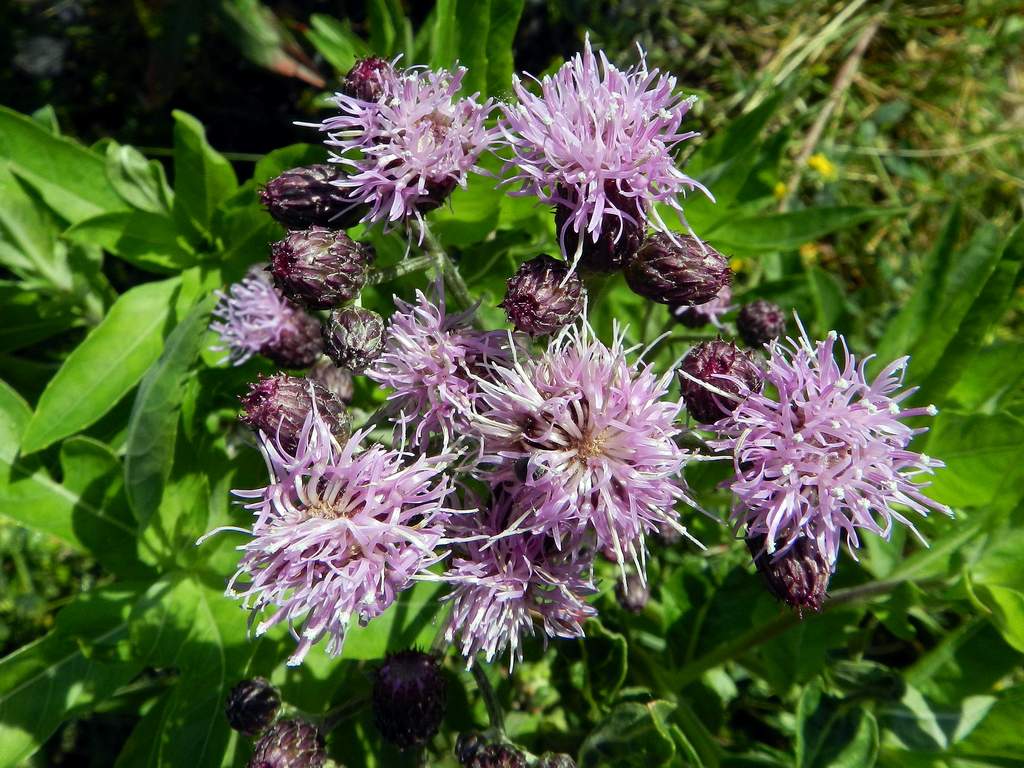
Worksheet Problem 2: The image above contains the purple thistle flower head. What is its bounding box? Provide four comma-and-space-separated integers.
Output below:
499, 36, 709, 267
320, 64, 496, 228
443, 490, 597, 669
367, 289, 511, 449
672, 285, 733, 329
210, 267, 323, 368
708, 320, 951, 566
219, 407, 455, 666
472, 319, 698, 573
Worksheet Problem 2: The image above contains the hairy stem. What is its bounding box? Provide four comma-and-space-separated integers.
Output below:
369, 253, 437, 285
421, 226, 474, 310
471, 663, 505, 735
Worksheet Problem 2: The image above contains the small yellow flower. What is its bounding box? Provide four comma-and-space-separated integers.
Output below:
730, 257, 746, 273
773, 181, 788, 200
807, 153, 838, 181
799, 242, 819, 264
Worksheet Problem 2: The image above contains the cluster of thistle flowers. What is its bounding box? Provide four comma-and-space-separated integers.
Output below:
208, 39, 951, 686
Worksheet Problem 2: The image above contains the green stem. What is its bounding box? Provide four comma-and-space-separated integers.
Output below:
471, 663, 505, 735
319, 695, 370, 732
369, 254, 437, 285
421, 227, 474, 310
670, 576, 940, 689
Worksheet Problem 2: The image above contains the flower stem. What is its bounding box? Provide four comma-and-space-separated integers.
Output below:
369, 254, 437, 285
471, 662, 505, 735
421, 226, 474, 310
319, 695, 370, 732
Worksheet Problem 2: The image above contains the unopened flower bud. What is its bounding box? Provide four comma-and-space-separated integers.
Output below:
308, 358, 354, 403
555, 183, 644, 272
626, 233, 730, 306
746, 532, 832, 614
500, 254, 584, 336
342, 56, 394, 102
737, 299, 786, 347
225, 677, 280, 736
323, 307, 385, 372
679, 341, 762, 423
270, 227, 375, 310
372, 650, 446, 750
538, 754, 578, 768
615, 572, 649, 614
455, 733, 526, 768
240, 374, 351, 453
248, 718, 325, 768
260, 165, 366, 231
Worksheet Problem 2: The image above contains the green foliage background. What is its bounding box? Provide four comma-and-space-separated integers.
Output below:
1, 1, 1022, 766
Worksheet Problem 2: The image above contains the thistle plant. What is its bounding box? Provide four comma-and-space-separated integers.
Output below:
5, 15, 995, 768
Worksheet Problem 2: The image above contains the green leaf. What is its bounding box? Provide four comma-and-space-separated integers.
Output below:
916, 222, 1024, 404
952, 685, 1024, 762
924, 411, 1024, 510
21, 277, 181, 454
580, 620, 628, 708
64, 210, 196, 273
0, 105, 126, 224
486, 0, 525, 98
341, 580, 447, 659
125, 297, 214, 529
128, 574, 249, 767
876, 204, 961, 367
0, 432, 143, 574
305, 14, 368, 74
214, 203, 284, 274
579, 700, 679, 768
172, 111, 238, 240
707, 207, 901, 253
968, 529, 1024, 653
430, 0, 457, 72
796, 680, 880, 768
368, 0, 399, 56
0, 586, 141, 768
105, 141, 174, 215
900, 224, 1003, 383
0, 378, 31, 462
0, 163, 71, 290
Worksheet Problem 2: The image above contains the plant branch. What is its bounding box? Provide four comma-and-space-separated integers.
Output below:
369, 254, 437, 285
421, 226, 474, 310
471, 662, 505, 735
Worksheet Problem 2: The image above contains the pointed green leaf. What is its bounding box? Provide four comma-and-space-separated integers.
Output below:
21, 277, 181, 453
172, 111, 237, 239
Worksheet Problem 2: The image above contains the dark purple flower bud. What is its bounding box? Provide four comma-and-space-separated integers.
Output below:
248, 718, 325, 768
270, 227, 375, 310
615, 572, 649, 614
455, 734, 527, 768
263, 310, 324, 369
323, 307, 386, 373
260, 165, 367, 231
240, 374, 351, 453
416, 175, 459, 215
500, 254, 585, 336
342, 56, 394, 102
625, 233, 731, 306
372, 650, 446, 750
737, 299, 787, 347
678, 341, 762, 424
746, 532, 832, 615
225, 677, 280, 736
308, 358, 354, 403
555, 182, 644, 273
538, 754, 578, 768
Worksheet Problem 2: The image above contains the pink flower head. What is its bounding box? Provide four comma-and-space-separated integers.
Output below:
443, 489, 597, 669
499, 36, 709, 265
368, 290, 511, 450
210, 267, 322, 367
219, 405, 455, 665
472, 319, 698, 573
320, 64, 496, 227
673, 285, 733, 329
708, 320, 951, 566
